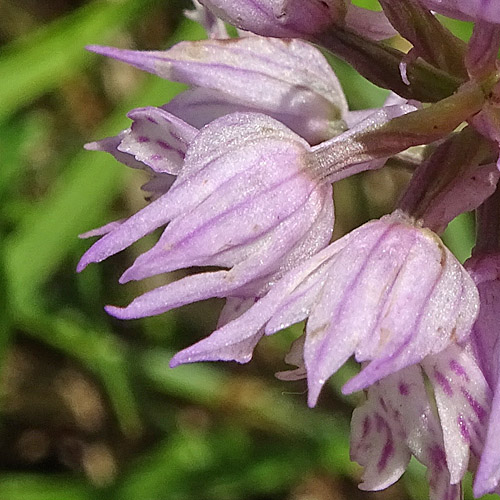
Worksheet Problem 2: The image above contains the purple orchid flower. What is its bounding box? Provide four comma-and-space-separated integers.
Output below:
79, 112, 334, 337
170, 210, 479, 408
351, 342, 490, 500
87, 35, 348, 145
199, 0, 396, 41
467, 253, 500, 497
85, 106, 197, 199
460, 190, 500, 496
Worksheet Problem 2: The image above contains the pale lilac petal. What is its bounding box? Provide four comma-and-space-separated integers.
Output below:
199, 0, 345, 38
345, 4, 397, 41
351, 364, 461, 499
106, 271, 232, 319
85, 133, 145, 170
77, 193, 177, 272
422, 344, 491, 484
275, 335, 306, 381
475, 375, 500, 496
344, 237, 478, 394
118, 106, 197, 174
170, 242, 342, 367
422, 163, 499, 233
79, 219, 126, 239
87, 37, 348, 144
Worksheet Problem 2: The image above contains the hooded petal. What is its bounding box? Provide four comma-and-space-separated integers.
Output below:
302, 212, 478, 404
87, 37, 348, 144
198, 0, 346, 38
116, 112, 330, 284
170, 211, 478, 409
199, 0, 396, 40
118, 106, 197, 175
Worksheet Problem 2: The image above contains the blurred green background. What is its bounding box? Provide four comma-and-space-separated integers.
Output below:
0, 1, 483, 499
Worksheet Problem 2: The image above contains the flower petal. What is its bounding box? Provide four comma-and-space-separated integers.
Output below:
423, 344, 491, 484
87, 37, 348, 144
118, 106, 197, 174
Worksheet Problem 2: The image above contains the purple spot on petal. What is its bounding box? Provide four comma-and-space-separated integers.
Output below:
450, 360, 469, 381
457, 414, 470, 442
146, 117, 158, 124
150, 154, 162, 161
399, 382, 409, 396
375, 413, 386, 432
461, 388, 487, 423
157, 140, 172, 151
137, 136, 150, 143
434, 369, 453, 397
377, 439, 394, 472
362, 416, 371, 439
429, 444, 446, 472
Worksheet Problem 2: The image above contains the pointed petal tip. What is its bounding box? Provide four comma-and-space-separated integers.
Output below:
85, 45, 159, 74
118, 270, 133, 284
473, 468, 499, 497
84, 141, 99, 151
104, 304, 131, 319
306, 379, 323, 408
341, 376, 367, 395
76, 258, 89, 272
169, 353, 184, 368
473, 480, 492, 498
86, 44, 113, 55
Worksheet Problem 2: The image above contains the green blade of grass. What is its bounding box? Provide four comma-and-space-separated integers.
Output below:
17, 306, 142, 436
0, 0, 164, 123
4, 20, 205, 310
0, 474, 99, 500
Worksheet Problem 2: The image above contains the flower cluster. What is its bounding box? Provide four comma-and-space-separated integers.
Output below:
79, 1, 500, 498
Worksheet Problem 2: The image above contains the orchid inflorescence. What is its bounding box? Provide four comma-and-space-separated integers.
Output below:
78, 1, 500, 498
